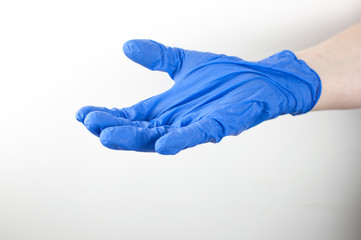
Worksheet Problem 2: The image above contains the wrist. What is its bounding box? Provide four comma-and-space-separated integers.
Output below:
295, 48, 329, 111
258, 50, 322, 115
296, 22, 361, 111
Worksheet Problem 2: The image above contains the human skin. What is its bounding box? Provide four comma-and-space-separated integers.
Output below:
296, 22, 361, 111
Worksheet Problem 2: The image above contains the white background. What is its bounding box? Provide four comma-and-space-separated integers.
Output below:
0, 0, 361, 239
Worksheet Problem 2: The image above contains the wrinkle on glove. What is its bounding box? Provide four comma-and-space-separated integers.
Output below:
76, 39, 321, 155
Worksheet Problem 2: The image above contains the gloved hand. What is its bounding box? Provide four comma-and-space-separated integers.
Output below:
76, 40, 321, 155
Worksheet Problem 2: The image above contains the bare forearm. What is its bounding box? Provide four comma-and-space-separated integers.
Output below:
296, 22, 361, 111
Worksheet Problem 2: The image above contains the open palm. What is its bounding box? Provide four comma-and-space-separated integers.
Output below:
76, 40, 321, 155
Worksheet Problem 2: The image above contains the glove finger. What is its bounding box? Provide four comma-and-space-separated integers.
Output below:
99, 125, 169, 152
123, 39, 183, 78
83, 111, 153, 137
76, 100, 155, 123
76, 106, 120, 123
155, 118, 225, 155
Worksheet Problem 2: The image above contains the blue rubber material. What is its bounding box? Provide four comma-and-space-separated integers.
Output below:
76, 40, 321, 155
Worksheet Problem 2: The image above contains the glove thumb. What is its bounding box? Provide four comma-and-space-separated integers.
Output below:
123, 39, 183, 78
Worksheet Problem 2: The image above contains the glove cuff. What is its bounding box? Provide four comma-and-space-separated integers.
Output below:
258, 50, 322, 115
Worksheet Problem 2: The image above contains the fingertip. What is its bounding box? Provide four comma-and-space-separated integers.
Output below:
83, 111, 102, 137
100, 126, 139, 151
76, 106, 103, 123
99, 127, 109, 144
75, 110, 83, 122
99, 127, 118, 150
76, 106, 89, 123
123, 39, 137, 58
122, 39, 164, 71
123, 39, 154, 58
155, 132, 184, 155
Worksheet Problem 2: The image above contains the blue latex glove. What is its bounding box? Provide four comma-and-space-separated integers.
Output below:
76, 40, 321, 155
